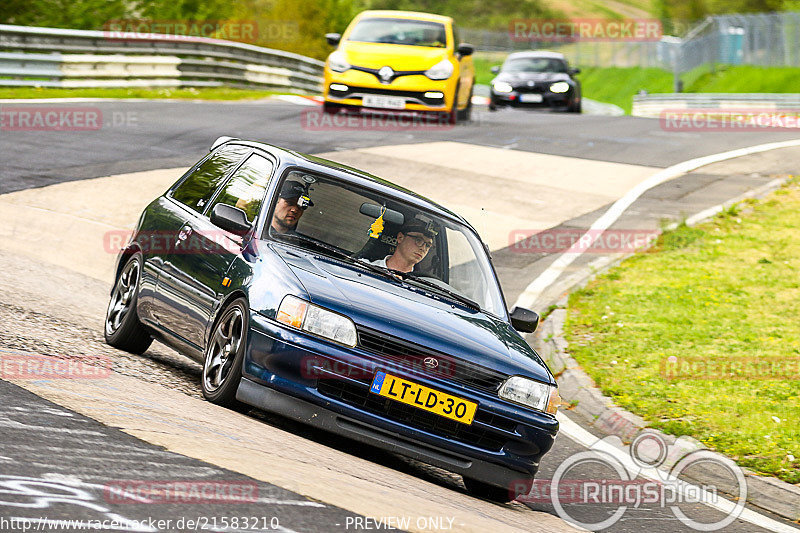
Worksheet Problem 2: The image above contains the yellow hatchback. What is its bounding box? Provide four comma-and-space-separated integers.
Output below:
322, 10, 475, 122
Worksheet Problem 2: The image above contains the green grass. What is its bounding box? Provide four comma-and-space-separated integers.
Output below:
564, 180, 800, 483
0, 86, 288, 100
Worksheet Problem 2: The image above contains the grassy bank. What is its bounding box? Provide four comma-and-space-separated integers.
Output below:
564, 179, 800, 483
0, 87, 285, 100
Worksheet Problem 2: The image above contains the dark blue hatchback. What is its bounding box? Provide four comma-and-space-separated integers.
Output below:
104, 137, 560, 502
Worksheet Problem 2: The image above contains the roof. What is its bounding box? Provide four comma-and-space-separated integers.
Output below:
506, 51, 566, 60
217, 138, 468, 228
355, 10, 453, 24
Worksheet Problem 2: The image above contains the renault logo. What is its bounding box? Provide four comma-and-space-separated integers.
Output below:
378, 66, 394, 83
423, 357, 438, 369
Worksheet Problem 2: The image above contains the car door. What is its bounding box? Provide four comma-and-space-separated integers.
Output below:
452, 23, 474, 109
151, 144, 251, 344
157, 151, 275, 349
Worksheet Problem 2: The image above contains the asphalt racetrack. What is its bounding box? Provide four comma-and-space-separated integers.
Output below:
1, 98, 799, 532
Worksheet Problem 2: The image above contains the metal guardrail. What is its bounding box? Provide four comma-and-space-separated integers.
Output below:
0, 24, 324, 92
632, 93, 800, 117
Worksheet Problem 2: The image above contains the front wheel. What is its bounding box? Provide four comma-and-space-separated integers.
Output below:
104, 252, 152, 354
202, 298, 249, 408
456, 83, 473, 122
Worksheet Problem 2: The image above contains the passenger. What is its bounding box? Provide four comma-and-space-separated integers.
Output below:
369, 220, 436, 273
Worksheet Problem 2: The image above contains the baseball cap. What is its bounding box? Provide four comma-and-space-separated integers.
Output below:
279, 181, 314, 207
400, 219, 438, 239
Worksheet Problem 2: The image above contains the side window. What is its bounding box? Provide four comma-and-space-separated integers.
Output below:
452, 24, 460, 50
171, 145, 250, 212
208, 153, 274, 224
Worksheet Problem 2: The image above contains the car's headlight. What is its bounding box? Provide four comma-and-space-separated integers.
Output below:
492, 81, 513, 93
328, 51, 351, 73
499, 376, 560, 414
550, 81, 570, 93
276, 295, 357, 347
425, 59, 453, 80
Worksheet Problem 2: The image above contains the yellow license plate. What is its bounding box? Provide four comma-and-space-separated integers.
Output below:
369, 371, 477, 425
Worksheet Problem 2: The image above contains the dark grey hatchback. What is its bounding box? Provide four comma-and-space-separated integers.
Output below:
104, 137, 560, 502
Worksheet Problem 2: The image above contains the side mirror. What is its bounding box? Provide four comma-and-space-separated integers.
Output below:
210, 204, 251, 235
326, 33, 341, 46
510, 306, 539, 333
568, 67, 581, 75
490, 65, 500, 74
457, 43, 475, 56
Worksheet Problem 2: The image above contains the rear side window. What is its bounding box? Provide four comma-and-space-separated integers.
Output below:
172, 145, 250, 212
208, 153, 274, 224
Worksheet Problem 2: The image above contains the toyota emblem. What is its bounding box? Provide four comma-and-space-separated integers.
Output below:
378, 66, 394, 83
423, 357, 438, 369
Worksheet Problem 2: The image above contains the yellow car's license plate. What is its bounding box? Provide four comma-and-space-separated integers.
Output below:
370, 371, 477, 425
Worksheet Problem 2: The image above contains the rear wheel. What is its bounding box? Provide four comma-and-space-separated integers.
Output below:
202, 298, 249, 408
104, 253, 152, 354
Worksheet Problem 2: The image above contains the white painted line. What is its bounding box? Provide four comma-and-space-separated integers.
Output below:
276, 94, 320, 106
512, 138, 800, 310
557, 413, 800, 533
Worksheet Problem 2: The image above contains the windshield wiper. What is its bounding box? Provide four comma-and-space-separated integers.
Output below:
396, 272, 481, 311
277, 233, 404, 282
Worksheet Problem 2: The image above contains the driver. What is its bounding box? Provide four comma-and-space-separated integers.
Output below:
270, 181, 313, 235
368, 220, 436, 273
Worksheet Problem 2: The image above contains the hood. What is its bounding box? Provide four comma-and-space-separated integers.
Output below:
272, 244, 552, 384
495, 71, 570, 85
339, 41, 447, 71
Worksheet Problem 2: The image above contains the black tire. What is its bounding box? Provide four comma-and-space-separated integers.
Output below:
322, 101, 340, 114
104, 252, 152, 354
457, 83, 473, 122
463, 477, 533, 503
202, 297, 249, 408
568, 99, 582, 113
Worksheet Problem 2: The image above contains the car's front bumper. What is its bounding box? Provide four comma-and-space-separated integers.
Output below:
239, 312, 559, 489
323, 70, 454, 112
491, 90, 574, 109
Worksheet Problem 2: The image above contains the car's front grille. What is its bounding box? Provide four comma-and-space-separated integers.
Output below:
317, 377, 510, 452
357, 327, 507, 393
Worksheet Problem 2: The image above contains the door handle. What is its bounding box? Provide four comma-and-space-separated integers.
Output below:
176, 226, 192, 244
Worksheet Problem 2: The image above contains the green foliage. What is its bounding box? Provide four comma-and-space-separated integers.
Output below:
364, 0, 558, 30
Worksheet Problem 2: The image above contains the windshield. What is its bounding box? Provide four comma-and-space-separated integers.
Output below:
504, 57, 567, 73
264, 170, 505, 317
348, 17, 447, 48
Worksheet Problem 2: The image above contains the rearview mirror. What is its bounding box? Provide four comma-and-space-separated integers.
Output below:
457, 43, 475, 56
326, 33, 341, 46
490, 66, 500, 74
359, 203, 405, 225
210, 204, 251, 235
510, 307, 539, 333
568, 67, 581, 75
